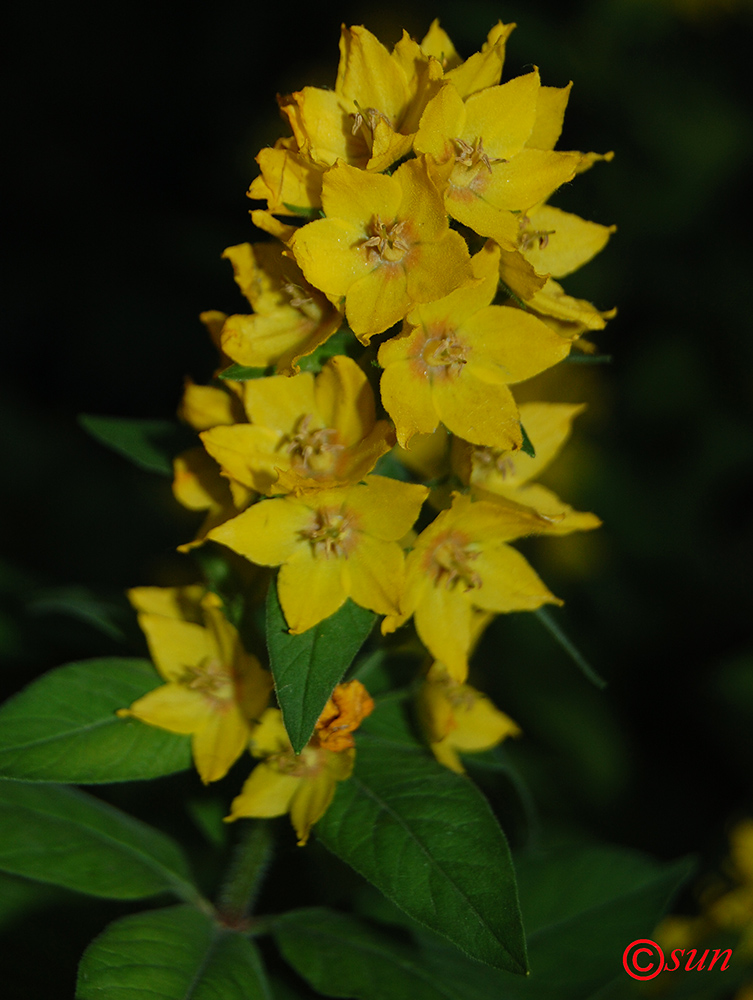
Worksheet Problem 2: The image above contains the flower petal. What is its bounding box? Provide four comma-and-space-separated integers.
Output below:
191, 704, 250, 784
227, 762, 300, 820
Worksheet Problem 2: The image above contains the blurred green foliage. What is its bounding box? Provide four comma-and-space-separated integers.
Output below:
2, 0, 753, 994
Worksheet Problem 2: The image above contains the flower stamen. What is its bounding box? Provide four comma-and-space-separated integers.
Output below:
299, 507, 354, 558
427, 532, 482, 591
362, 215, 412, 263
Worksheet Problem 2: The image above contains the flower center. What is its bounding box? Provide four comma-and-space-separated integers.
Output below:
351, 102, 394, 136
452, 136, 503, 173
270, 745, 323, 779
473, 446, 516, 480
427, 531, 482, 591
517, 214, 556, 252
423, 333, 467, 375
299, 506, 355, 558
363, 215, 412, 263
181, 657, 234, 703
281, 414, 343, 477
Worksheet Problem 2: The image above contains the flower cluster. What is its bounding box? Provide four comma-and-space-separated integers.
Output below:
123, 19, 614, 835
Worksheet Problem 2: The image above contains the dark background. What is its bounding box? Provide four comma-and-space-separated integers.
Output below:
2, 0, 753, 992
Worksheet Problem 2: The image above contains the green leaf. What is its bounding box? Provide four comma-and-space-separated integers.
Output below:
273, 908, 464, 1000
295, 327, 355, 374
520, 423, 536, 459
78, 414, 194, 475
0, 782, 201, 902
0, 657, 192, 783
534, 608, 607, 689
266, 580, 376, 754
77, 905, 272, 1000
563, 353, 612, 365
314, 697, 527, 975
26, 585, 128, 640
374, 844, 694, 1000
218, 363, 273, 381
282, 203, 323, 220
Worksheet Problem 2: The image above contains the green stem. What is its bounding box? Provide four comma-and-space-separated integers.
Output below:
216, 819, 273, 928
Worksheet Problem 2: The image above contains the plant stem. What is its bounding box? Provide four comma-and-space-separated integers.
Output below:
216, 819, 273, 928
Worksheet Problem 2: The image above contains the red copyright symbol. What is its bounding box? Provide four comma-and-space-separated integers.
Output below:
623, 939, 665, 980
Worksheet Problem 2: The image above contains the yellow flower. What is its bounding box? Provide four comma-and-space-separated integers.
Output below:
414, 73, 582, 249
417, 662, 521, 773
201, 355, 394, 496
280, 26, 443, 174
247, 137, 326, 217
226, 680, 374, 846
207, 476, 429, 633
386, 492, 561, 680
378, 242, 570, 450
453, 401, 601, 534
420, 21, 515, 99
289, 156, 472, 341
172, 447, 253, 553
217, 242, 342, 374
117, 588, 272, 784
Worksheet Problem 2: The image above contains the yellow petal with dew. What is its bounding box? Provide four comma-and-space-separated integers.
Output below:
479, 148, 581, 212
322, 160, 401, 229
346, 476, 429, 541
336, 26, 409, 124
395, 156, 450, 244
432, 372, 522, 451
226, 762, 300, 821
380, 356, 440, 447
403, 232, 474, 305
345, 265, 410, 341
415, 83, 466, 164
290, 217, 371, 298
463, 71, 539, 160
464, 305, 571, 383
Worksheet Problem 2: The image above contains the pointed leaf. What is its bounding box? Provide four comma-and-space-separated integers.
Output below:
78, 414, 193, 475
314, 697, 527, 974
364, 845, 694, 1000
0, 782, 200, 903
274, 907, 463, 1000
266, 580, 376, 754
0, 658, 192, 783
77, 905, 272, 1000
